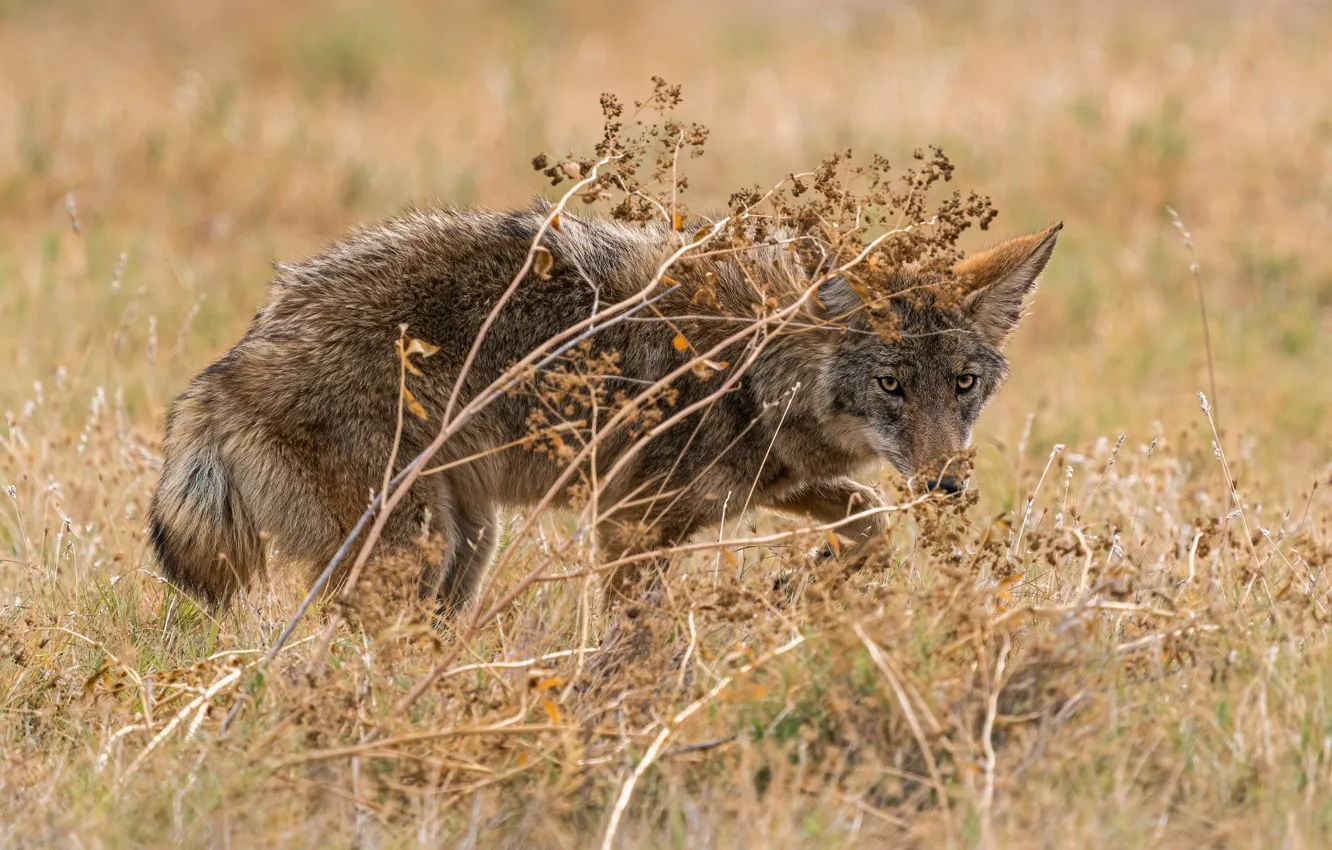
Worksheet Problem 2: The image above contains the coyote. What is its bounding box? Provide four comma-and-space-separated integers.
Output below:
148, 208, 1060, 611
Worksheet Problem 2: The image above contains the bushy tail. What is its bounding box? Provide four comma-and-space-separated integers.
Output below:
148, 397, 263, 608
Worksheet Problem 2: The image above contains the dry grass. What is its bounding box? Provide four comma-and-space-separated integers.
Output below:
3, 1, 1332, 847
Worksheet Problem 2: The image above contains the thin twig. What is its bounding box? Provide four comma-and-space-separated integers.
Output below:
979, 633, 1011, 848
1010, 443, 1065, 561
600, 634, 806, 850
1166, 206, 1219, 432
853, 623, 953, 827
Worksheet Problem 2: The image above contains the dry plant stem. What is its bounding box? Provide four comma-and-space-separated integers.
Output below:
1010, 412, 1035, 529
736, 384, 799, 530
1168, 206, 1231, 521
534, 498, 934, 583
1199, 393, 1262, 600
434, 646, 601, 680
1084, 433, 1126, 514
1010, 444, 1064, 561
853, 623, 953, 827
383, 327, 410, 510
1184, 529, 1203, 587
420, 422, 582, 477
979, 633, 1012, 849
273, 723, 575, 769
1166, 207, 1219, 431
562, 574, 596, 702
668, 130, 684, 228
1072, 527, 1096, 594
712, 494, 731, 585
600, 633, 807, 850
122, 667, 242, 785
675, 611, 697, 695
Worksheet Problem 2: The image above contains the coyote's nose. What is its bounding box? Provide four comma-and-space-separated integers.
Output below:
924, 475, 962, 495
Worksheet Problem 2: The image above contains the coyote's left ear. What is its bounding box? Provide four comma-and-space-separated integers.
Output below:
956, 221, 1063, 348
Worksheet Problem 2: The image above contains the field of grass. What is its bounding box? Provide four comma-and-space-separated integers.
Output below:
2, 1, 1331, 846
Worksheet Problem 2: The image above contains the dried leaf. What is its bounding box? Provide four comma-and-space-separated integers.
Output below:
823, 530, 842, 559
533, 246, 554, 280
402, 387, 428, 420
84, 664, 108, 692
996, 571, 1024, 604
406, 338, 439, 359
721, 548, 739, 568
540, 698, 561, 726
397, 336, 438, 377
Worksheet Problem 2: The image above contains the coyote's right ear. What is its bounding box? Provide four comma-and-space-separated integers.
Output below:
956, 221, 1062, 348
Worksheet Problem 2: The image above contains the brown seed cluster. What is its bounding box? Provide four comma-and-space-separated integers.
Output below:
536, 82, 999, 346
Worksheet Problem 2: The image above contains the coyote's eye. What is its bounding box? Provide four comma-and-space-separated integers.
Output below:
956, 374, 976, 392
878, 376, 902, 395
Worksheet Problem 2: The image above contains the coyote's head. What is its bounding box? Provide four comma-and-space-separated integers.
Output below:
818, 222, 1062, 493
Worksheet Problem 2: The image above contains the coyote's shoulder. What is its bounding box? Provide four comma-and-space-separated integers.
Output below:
149, 206, 1060, 610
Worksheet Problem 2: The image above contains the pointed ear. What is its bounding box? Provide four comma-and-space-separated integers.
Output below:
816, 277, 869, 328
956, 221, 1062, 348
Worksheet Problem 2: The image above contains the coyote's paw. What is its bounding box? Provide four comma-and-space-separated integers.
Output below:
770, 568, 807, 607
770, 543, 835, 605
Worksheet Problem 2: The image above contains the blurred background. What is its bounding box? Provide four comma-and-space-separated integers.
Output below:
2, 0, 1329, 499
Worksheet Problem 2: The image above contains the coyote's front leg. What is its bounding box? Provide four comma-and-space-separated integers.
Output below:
762, 477, 889, 559
759, 478, 889, 607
